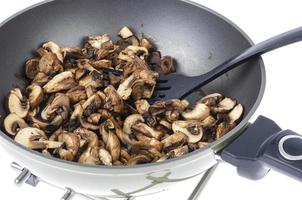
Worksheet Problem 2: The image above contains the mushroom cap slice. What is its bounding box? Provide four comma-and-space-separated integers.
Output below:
43, 71, 77, 93
132, 122, 164, 140
172, 121, 203, 143
57, 132, 80, 161
4, 113, 28, 136
42, 41, 64, 63
118, 26, 134, 39
104, 85, 124, 113
27, 84, 43, 108
161, 132, 187, 152
25, 58, 40, 79
78, 147, 100, 165
74, 127, 99, 147
41, 93, 70, 121
14, 127, 47, 149
212, 97, 237, 113
123, 114, 145, 134
200, 93, 223, 106
181, 102, 210, 121
105, 131, 121, 162
99, 148, 113, 166
7, 88, 30, 118
228, 104, 244, 124
135, 99, 150, 114
117, 74, 135, 100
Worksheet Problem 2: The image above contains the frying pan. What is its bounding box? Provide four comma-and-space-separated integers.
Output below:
0, 0, 301, 198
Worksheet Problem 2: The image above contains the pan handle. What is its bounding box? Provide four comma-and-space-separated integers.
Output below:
221, 116, 302, 181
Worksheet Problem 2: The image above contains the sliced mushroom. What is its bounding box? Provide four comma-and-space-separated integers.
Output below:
57, 132, 80, 161
135, 133, 163, 152
212, 97, 237, 113
81, 94, 102, 116
135, 99, 150, 114
140, 37, 153, 50
7, 88, 30, 118
15, 127, 62, 149
43, 71, 76, 93
172, 121, 203, 143
74, 127, 99, 147
128, 154, 151, 165
199, 93, 223, 106
99, 148, 113, 166
132, 122, 164, 140
39, 52, 62, 75
42, 41, 64, 63
66, 86, 87, 104
32, 72, 49, 86
118, 26, 134, 39
41, 93, 70, 121
166, 145, 189, 158
26, 84, 43, 108
117, 74, 135, 100
157, 56, 176, 74
87, 34, 112, 49
79, 70, 103, 89
91, 59, 112, 69
161, 132, 187, 153
215, 122, 235, 139
105, 131, 121, 162
182, 102, 210, 121
201, 115, 217, 128
4, 113, 28, 136
103, 85, 124, 113
78, 147, 100, 165
228, 104, 244, 124
123, 114, 144, 134
25, 58, 40, 79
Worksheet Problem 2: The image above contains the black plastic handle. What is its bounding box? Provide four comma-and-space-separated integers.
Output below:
221, 116, 302, 181
204, 26, 302, 84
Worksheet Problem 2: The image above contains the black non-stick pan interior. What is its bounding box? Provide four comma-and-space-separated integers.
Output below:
0, 0, 264, 147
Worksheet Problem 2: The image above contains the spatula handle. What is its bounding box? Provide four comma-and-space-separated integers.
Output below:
205, 26, 302, 83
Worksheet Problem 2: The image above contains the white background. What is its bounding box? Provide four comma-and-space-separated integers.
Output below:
0, 0, 301, 199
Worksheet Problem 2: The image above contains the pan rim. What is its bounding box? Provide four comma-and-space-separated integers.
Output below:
0, 0, 266, 173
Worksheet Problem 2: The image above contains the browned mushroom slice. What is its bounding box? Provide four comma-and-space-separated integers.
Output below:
26, 84, 43, 108
42, 41, 64, 63
61, 47, 85, 59
57, 132, 80, 161
105, 131, 121, 162
140, 37, 153, 50
132, 122, 164, 140
74, 127, 99, 147
228, 104, 244, 124
182, 102, 210, 121
86, 34, 113, 49
128, 154, 152, 165
159, 120, 172, 130
166, 145, 189, 158
4, 113, 28, 136
91, 59, 112, 69
43, 71, 77, 93
103, 85, 124, 113
41, 93, 70, 121
212, 97, 237, 113
25, 58, 40, 79
39, 52, 62, 75
215, 122, 235, 139
201, 115, 217, 128
79, 70, 103, 88
199, 93, 223, 106
135, 99, 150, 114
78, 147, 100, 165
32, 72, 49, 86
157, 56, 176, 74
117, 74, 135, 100
99, 148, 113, 166
79, 117, 100, 131
118, 26, 134, 39
66, 86, 87, 104
172, 121, 203, 143
161, 132, 187, 153
123, 114, 145, 134
7, 88, 30, 118
81, 94, 102, 116
14, 127, 62, 149
135, 133, 163, 152
87, 113, 102, 124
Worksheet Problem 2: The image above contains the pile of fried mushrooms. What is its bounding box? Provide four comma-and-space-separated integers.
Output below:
3, 26, 244, 166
